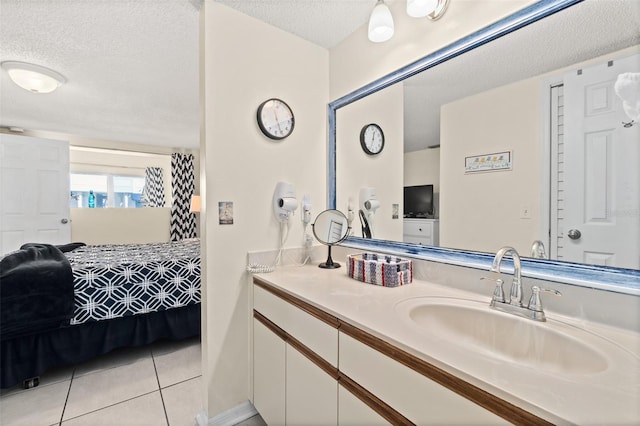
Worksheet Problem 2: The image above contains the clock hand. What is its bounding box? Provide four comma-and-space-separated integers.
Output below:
273, 108, 284, 134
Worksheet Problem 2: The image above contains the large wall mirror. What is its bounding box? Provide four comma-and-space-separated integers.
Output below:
329, 0, 640, 292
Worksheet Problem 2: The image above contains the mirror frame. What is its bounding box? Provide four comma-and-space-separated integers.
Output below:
327, 0, 640, 296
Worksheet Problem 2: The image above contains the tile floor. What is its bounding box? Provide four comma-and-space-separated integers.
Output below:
0, 337, 266, 426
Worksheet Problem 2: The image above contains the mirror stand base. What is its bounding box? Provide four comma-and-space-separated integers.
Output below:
319, 245, 341, 269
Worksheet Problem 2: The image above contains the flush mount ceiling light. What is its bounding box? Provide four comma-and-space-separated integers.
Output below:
407, 0, 450, 20
368, 0, 395, 43
1, 61, 66, 93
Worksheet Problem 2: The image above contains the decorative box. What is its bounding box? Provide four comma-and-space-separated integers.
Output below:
347, 253, 413, 287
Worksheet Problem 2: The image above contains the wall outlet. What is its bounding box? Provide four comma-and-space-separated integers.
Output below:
520, 204, 532, 219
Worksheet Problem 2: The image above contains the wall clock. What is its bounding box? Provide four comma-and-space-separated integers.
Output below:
257, 98, 295, 140
360, 123, 385, 155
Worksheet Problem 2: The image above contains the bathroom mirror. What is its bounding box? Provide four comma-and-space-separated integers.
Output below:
312, 209, 350, 269
329, 0, 640, 292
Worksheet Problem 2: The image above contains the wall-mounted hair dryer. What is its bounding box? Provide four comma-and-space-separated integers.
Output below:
359, 187, 380, 215
359, 187, 379, 237
273, 182, 297, 223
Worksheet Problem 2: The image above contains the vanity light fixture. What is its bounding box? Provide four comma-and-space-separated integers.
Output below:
368, 0, 395, 43
408, 0, 450, 20
1, 61, 66, 94
369, 0, 450, 43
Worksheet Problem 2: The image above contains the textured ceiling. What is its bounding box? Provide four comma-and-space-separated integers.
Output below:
402, 0, 640, 152
0, 0, 372, 149
217, 0, 375, 49
1, 1, 638, 152
0, 0, 201, 148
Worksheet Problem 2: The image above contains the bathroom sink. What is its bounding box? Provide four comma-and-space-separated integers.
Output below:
395, 297, 612, 375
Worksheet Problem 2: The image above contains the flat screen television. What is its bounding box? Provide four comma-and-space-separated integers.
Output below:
404, 184, 434, 218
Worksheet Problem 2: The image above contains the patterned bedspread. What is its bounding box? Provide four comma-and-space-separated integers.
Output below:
65, 239, 200, 325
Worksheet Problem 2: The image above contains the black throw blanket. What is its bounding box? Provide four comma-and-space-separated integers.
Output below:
1, 244, 74, 340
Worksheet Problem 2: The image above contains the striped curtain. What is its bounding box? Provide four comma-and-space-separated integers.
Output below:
170, 153, 196, 241
142, 167, 165, 207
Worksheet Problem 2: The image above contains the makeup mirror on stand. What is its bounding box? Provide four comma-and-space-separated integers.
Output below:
312, 209, 350, 269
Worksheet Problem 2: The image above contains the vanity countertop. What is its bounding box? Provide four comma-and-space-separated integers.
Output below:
254, 264, 640, 425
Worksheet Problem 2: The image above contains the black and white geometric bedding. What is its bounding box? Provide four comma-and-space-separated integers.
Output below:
65, 239, 200, 325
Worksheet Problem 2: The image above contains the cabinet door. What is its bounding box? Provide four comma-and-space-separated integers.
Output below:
338, 385, 388, 426
253, 319, 286, 426
339, 332, 507, 425
286, 344, 337, 425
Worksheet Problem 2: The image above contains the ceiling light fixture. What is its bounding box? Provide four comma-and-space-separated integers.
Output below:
408, 0, 450, 20
368, 0, 395, 43
1, 61, 66, 94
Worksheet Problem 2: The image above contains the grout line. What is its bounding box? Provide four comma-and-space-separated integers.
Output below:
59, 390, 161, 423
58, 368, 75, 425
160, 374, 202, 391
151, 349, 171, 425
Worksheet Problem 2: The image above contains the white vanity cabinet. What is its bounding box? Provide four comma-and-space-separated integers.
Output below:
403, 218, 439, 246
253, 319, 286, 425
339, 331, 507, 425
252, 276, 551, 426
252, 282, 339, 425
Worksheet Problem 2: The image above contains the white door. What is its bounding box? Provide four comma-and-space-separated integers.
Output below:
562, 54, 640, 268
0, 134, 71, 255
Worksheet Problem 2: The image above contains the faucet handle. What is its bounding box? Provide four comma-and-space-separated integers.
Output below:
527, 286, 562, 314
480, 277, 505, 303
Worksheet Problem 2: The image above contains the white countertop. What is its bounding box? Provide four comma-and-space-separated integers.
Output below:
255, 264, 640, 425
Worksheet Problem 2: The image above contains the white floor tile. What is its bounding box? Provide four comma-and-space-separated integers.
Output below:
63, 353, 159, 420
0, 379, 70, 426
152, 337, 201, 388
61, 391, 167, 426
161, 376, 202, 426
73, 344, 153, 378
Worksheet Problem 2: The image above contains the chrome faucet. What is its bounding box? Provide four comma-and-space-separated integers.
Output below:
491, 246, 523, 306
482, 246, 561, 321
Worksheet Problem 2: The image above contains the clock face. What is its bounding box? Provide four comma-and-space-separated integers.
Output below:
257, 98, 295, 140
360, 123, 385, 155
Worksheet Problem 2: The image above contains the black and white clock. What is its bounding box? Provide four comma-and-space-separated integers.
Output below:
257, 98, 295, 140
360, 123, 384, 155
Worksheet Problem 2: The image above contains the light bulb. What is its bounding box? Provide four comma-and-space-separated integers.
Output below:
368, 0, 394, 43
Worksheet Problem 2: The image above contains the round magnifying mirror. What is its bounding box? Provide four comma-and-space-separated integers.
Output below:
312, 209, 350, 269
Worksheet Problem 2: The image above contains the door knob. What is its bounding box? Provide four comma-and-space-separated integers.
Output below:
567, 229, 581, 240
61, 218, 69, 224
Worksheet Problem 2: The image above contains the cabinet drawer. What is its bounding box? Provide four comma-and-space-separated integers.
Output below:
339, 332, 507, 425
403, 221, 433, 237
254, 284, 338, 366
403, 235, 433, 246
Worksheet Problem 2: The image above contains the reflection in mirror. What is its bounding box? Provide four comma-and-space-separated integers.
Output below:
312, 209, 350, 269
335, 0, 640, 271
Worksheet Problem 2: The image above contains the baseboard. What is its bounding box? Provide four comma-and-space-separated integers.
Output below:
196, 401, 259, 426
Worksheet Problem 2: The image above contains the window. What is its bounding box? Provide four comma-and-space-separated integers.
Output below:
70, 173, 146, 208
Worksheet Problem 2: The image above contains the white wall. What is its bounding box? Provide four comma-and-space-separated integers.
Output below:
200, 1, 328, 418
71, 207, 170, 244
404, 148, 441, 217
336, 84, 404, 240
440, 78, 541, 253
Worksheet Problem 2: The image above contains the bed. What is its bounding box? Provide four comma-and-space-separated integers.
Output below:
0, 239, 201, 389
